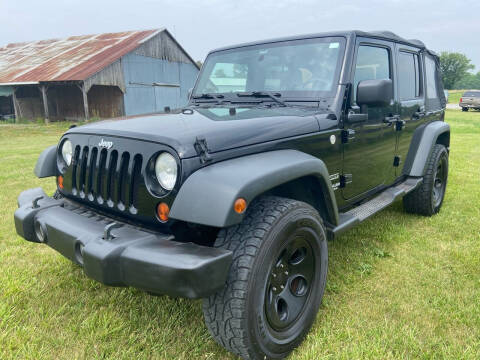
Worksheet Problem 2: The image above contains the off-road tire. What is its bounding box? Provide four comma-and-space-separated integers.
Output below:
403, 144, 448, 216
202, 196, 328, 360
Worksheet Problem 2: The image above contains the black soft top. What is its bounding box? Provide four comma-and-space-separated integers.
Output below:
210, 30, 433, 55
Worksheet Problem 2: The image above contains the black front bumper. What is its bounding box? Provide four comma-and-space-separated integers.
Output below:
14, 188, 232, 299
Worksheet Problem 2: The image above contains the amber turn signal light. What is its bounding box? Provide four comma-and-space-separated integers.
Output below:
234, 198, 247, 214
157, 202, 170, 222
58, 175, 64, 189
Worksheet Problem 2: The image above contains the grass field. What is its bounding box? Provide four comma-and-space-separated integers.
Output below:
1, 110, 479, 359
447, 90, 464, 104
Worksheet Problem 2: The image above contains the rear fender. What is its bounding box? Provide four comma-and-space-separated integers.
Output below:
402, 121, 450, 177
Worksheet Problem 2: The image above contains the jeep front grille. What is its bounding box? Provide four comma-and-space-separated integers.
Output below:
71, 145, 143, 213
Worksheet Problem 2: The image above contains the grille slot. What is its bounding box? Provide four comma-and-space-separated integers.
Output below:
86, 147, 98, 201
117, 152, 130, 210
129, 155, 143, 212
78, 147, 89, 198
106, 150, 118, 207
96, 149, 108, 204
71, 145, 81, 194
68, 145, 142, 213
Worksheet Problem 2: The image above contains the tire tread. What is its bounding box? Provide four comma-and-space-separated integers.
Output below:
202, 196, 318, 360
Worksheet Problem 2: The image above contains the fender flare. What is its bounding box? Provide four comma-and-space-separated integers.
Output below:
402, 121, 450, 177
170, 150, 339, 228
34, 145, 57, 178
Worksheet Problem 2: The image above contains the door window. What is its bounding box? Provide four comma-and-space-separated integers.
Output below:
425, 56, 438, 99
353, 45, 391, 102
398, 52, 421, 100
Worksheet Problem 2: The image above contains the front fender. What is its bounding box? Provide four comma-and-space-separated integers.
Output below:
402, 121, 450, 177
34, 145, 57, 178
170, 150, 339, 228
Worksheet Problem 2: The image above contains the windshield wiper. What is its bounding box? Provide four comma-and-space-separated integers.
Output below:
236, 91, 287, 107
192, 93, 225, 100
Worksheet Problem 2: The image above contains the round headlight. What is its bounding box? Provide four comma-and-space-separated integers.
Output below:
155, 152, 177, 191
61, 140, 73, 166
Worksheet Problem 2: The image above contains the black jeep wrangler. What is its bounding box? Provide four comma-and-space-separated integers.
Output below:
14, 31, 449, 360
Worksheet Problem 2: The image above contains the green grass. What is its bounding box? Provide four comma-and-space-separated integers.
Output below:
1, 110, 480, 359
447, 90, 464, 104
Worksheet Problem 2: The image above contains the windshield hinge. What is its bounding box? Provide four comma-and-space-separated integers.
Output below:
341, 129, 355, 143
194, 136, 212, 164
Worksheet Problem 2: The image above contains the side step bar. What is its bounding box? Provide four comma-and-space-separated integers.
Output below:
329, 177, 422, 239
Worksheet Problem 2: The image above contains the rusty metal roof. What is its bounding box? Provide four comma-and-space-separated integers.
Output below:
0, 29, 162, 84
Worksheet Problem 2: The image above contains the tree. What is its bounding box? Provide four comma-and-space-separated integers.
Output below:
213, 68, 227, 78
454, 71, 480, 90
439, 52, 474, 89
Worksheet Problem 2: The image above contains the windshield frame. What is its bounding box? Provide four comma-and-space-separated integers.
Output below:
192, 36, 347, 103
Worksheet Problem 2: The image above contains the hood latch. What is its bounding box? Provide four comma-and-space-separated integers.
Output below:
194, 136, 212, 164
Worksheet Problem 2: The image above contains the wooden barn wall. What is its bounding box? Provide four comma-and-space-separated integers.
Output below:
122, 54, 198, 116
87, 85, 124, 118
15, 86, 44, 119
48, 85, 84, 120
84, 59, 126, 93
134, 31, 194, 64
0, 95, 13, 115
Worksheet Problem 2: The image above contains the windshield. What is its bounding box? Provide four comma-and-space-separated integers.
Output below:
194, 37, 346, 101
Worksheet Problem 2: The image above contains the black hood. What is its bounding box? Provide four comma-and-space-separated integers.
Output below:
67, 106, 325, 158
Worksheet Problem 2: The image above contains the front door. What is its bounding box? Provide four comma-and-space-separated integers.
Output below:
342, 38, 398, 201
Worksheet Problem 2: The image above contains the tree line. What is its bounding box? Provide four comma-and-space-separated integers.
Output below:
439, 52, 479, 90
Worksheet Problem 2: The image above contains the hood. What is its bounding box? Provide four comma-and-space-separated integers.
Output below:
67, 106, 325, 158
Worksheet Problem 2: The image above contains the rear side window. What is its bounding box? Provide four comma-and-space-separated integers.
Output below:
425, 56, 438, 99
398, 51, 420, 100
353, 45, 391, 101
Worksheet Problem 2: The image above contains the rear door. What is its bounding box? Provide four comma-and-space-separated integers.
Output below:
342, 38, 398, 201
395, 44, 426, 176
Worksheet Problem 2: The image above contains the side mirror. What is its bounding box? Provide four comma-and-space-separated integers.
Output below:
356, 79, 393, 107
187, 88, 193, 100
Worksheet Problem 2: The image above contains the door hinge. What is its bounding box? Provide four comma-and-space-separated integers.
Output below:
393, 155, 401, 167
340, 174, 353, 188
194, 136, 212, 164
395, 119, 406, 131
341, 129, 355, 143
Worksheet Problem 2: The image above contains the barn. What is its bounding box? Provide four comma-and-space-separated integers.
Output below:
0, 29, 199, 122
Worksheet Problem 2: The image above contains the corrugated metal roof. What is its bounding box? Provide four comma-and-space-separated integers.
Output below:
0, 29, 163, 84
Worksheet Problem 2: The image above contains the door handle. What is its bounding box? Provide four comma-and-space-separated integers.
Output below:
412, 111, 425, 119
347, 112, 368, 123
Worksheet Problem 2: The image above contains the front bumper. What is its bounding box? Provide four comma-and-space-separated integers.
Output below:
14, 188, 232, 298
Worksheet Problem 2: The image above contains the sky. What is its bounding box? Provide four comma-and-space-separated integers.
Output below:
0, 0, 479, 70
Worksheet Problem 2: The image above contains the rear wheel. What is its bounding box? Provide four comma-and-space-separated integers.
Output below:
202, 196, 327, 360
462, 107, 468, 112
403, 144, 448, 216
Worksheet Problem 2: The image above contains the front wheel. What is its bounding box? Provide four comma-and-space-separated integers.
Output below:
203, 196, 328, 360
